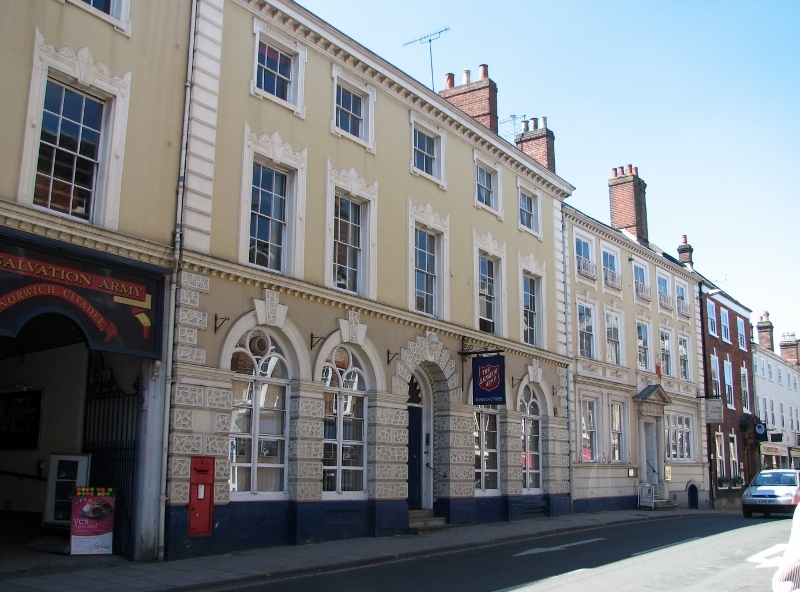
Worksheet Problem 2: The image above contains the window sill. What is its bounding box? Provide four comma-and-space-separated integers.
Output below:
250, 82, 305, 118
475, 199, 503, 220
474, 489, 501, 497
230, 491, 288, 502
518, 223, 543, 241
26, 202, 97, 229
321, 491, 367, 501
410, 164, 447, 190
522, 487, 544, 495
330, 122, 376, 154
62, 0, 132, 36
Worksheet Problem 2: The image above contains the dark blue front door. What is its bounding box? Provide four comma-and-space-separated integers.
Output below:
407, 406, 423, 510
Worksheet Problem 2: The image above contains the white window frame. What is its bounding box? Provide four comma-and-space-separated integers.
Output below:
770, 399, 776, 427
18, 29, 130, 231
324, 161, 378, 300
657, 273, 673, 311
755, 391, 760, 419
729, 433, 740, 485
660, 329, 673, 377
410, 112, 446, 189
666, 413, 694, 461
715, 432, 726, 479
251, 20, 307, 118
473, 151, 503, 218
720, 308, 731, 343
675, 281, 690, 317
581, 398, 598, 462
761, 358, 766, 377
768, 362, 773, 380
238, 124, 307, 278
737, 317, 747, 351
601, 242, 622, 292
574, 229, 597, 283
517, 177, 542, 239
474, 406, 500, 495
474, 231, 507, 337
707, 300, 718, 336
330, 64, 376, 153
578, 303, 595, 360
710, 354, 721, 399
609, 400, 625, 463
632, 259, 651, 303
723, 359, 734, 409
605, 310, 623, 366
408, 200, 450, 320
678, 335, 690, 381
781, 402, 786, 429
519, 251, 546, 348
518, 385, 543, 492
636, 321, 650, 371
63, 0, 132, 36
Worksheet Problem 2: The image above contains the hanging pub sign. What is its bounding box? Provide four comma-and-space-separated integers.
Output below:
705, 398, 724, 423
0, 233, 166, 358
754, 422, 769, 442
472, 355, 506, 405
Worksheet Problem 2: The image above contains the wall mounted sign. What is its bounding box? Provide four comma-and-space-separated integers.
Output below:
761, 443, 785, 456
70, 486, 115, 555
754, 422, 769, 442
0, 389, 42, 450
0, 235, 166, 358
472, 355, 505, 405
705, 399, 724, 423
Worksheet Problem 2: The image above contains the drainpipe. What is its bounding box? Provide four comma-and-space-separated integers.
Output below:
562, 219, 574, 513
158, 0, 198, 562
698, 281, 715, 510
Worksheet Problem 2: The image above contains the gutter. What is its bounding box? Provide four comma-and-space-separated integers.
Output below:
158, 0, 198, 562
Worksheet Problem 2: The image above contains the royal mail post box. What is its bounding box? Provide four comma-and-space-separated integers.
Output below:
188, 456, 214, 536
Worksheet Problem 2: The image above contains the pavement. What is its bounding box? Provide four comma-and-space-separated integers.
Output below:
1, 508, 730, 592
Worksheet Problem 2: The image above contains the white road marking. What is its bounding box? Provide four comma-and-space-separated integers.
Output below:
630, 537, 701, 556
514, 538, 605, 557
748, 543, 788, 569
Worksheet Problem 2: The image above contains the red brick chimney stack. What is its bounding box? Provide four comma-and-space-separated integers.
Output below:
677, 235, 694, 270
757, 311, 774, 352
439, 64, 498, 133
609, 164, 648, 244
515, 116, 556, 173
779, 333, 800, 365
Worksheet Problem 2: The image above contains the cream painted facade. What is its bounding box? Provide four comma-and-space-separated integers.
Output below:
564, 205, 710, 509
163, 0, 578, 558
0, 0, 189, 560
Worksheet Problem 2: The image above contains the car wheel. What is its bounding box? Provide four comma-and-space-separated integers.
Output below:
743, 508, 753, 518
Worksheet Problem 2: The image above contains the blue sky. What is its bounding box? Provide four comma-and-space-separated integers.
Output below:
299, 0, 800, 340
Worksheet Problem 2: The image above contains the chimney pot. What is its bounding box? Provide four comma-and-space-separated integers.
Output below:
626, 164, 633, 175
612, 168, 618, 178
677, 234, 693, 268
682, 235, 687, 244
463, 69, 471, 84
541, 116, 547, 129
522, 120, 529, 132
479, 64, 488, 80
530, 117, 538, 130
757, 311, 775, 352
633, 166, 638, 176
609, 164, 648, 243
445, 73, 455, 89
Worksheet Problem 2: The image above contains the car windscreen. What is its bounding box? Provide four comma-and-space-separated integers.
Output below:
753, 473, 798, 486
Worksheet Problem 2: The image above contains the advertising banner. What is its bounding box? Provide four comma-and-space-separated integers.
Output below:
70, 487, 115, 555
472, 355, 505, 405
0, 235, 165, 358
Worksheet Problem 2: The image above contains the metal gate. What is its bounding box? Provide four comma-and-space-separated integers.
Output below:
82, 351, 139, 558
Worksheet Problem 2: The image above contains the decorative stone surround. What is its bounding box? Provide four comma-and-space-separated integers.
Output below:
174, 271, 209, 365
287, 386, 324, 502
367, 394, 408, 501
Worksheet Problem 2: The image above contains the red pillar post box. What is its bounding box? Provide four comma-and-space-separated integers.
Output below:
188, 456, 215, 536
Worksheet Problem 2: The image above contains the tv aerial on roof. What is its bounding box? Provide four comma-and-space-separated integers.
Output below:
403, 27, 450, 92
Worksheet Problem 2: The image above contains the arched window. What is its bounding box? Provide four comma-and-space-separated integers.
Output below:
229, 328, 289, 493
518, 385, 541, 490
474, 404, 498, 491
321, 345, 366, 493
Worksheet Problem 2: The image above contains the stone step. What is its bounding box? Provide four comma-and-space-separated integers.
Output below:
408, 509, 435, 520
654, 500, 678, 511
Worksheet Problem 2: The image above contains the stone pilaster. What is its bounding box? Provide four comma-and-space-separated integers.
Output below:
366, 393, 408, 500
433, 404, 474, 499
499, 410, 523, 496
541, 420, 570, 495
287, 381, 324, 502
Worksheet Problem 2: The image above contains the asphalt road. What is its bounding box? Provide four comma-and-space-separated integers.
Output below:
194, 514, 793, 592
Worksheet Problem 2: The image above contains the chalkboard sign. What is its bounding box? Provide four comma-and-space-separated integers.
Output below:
0, 389, 42, 450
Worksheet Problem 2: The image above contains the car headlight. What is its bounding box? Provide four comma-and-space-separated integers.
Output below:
783, 493, 795, 498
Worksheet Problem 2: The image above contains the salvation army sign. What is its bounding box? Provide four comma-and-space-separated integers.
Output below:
472, 355, 506, 405
0, 234, 166, 358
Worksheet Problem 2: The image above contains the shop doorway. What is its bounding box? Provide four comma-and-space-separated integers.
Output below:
406, 374, 433, 511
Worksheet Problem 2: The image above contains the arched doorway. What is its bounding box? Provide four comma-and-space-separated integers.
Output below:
0, 312, 143, 557
406, 371, 434, 510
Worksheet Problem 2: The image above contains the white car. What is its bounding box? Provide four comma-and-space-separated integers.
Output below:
742, 469, 800, 518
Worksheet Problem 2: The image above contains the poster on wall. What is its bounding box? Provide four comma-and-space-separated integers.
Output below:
472, 356, 506, 405
43, 453, 90, 526
70, 487, 115, 555
0, 389, 42, 450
